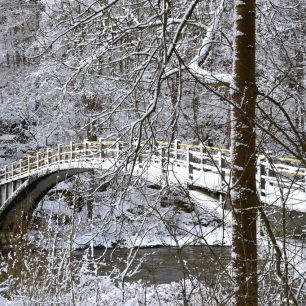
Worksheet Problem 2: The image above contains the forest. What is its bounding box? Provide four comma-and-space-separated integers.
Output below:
0, 0, 305, 305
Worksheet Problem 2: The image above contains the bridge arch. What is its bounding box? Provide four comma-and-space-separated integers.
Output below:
0, 165, 92, 234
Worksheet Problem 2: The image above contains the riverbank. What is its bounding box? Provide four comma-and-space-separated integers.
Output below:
27, 177, 232, 250
0, 275, 228, 306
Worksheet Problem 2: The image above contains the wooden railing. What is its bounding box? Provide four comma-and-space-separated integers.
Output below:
0, 139, 305, 197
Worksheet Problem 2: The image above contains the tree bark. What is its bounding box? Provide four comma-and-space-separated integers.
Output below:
231, 1, 258, 305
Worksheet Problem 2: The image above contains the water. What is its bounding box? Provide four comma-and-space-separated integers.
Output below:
0, 245, 231, 301
74, 245, 231, 284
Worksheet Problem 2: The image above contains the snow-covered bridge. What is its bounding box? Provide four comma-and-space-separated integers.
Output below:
0, 139, 305, 244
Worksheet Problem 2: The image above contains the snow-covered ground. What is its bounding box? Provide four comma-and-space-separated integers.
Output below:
0, 277, 226, 306
28, 175, 232, 250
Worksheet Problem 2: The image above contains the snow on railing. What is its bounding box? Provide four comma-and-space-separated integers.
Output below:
0, 139, 305, 197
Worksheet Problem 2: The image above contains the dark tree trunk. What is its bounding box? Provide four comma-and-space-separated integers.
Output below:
231, 1, 259, 305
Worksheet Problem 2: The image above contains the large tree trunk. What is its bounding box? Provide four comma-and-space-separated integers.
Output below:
231, 1, 258, 305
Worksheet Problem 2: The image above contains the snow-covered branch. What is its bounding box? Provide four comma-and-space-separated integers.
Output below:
188, 0, 231, 85
165, 0, 231, 86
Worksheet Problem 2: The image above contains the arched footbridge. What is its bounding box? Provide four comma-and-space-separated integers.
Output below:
0, 139, 305, 246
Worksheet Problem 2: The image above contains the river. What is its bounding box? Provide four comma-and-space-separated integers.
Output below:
74, 245, 231, 284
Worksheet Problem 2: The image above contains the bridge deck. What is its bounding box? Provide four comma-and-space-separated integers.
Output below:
0, 139, 305, 213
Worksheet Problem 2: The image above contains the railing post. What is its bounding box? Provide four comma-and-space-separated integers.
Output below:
187, 148, 193, 181
47, 148, 52, 165
200, 142, 206, 168
98, 138, 104, 161
70, 142, 74, 160
265, 152, 272, 192
138, 151, 143, 169
36, 152, 40, 169
116, 139, 121, 159
258, 155, 266, 196
27, 156, 31, 173
132, 139, 142, 168
83, 139, 88, 158
87, 140, 93, 158
174, 139, 181, 164
46, 149, 49, 166
19, 159, 22, 175
160, 147, 166, 174
58, 144, 62, 162
218, 151, 226, 187
11, 163, 14, 177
